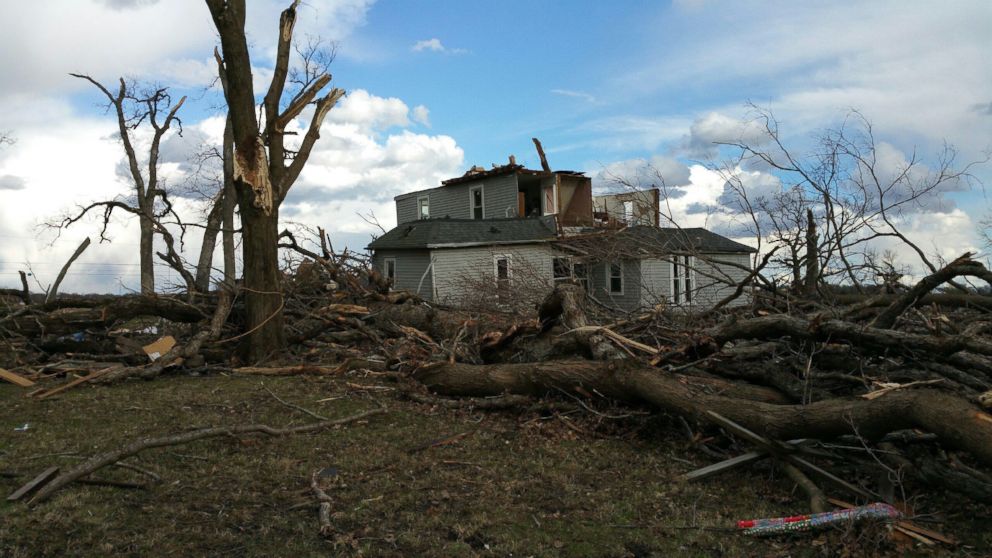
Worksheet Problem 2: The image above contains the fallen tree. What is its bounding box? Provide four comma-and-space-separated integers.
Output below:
414, 359, 992, 467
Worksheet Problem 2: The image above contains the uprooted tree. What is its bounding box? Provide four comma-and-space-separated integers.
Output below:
206, 0, 344, 361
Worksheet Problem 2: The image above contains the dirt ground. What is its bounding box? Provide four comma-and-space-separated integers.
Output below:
1, 373, 989, 557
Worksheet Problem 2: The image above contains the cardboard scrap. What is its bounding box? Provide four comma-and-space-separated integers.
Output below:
0, 368, 35, 388
142, 336, 177, 361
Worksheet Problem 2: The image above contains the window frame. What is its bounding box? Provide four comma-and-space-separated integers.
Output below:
670, 255, 695, 305
383, 257, 397, 286
607, 261, 624, 296
622, 200, 634, 224
417, 195, 430, 220
553, 256, 571, 283
469, 185, 485, 219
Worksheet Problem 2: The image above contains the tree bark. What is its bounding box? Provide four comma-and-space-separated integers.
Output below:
239, 203, 285, 360
803, 208, 819, 298
139, 216, 155, 294
194, 196, 225, 292
221, 115, 237, 287
414, 360, 992, 467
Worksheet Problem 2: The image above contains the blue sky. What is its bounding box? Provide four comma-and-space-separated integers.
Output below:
0, 0, 989, 292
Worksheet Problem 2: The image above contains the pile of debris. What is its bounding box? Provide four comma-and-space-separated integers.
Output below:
2, 243, 991, 548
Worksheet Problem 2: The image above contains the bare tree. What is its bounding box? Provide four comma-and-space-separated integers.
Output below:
206, 0, 344, 360
56, 75, 188, 294
182, 120, 238, 292
714, 105, 987, 294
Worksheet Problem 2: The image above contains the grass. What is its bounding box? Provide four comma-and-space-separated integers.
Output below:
0, 373, 987, 557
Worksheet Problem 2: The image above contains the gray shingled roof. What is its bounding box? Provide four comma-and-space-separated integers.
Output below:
555, 225, 756, 256
622, 226, 757, 253
368, 216, 558, 250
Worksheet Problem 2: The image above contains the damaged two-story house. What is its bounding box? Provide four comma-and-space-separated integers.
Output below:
368, 158, 757, 311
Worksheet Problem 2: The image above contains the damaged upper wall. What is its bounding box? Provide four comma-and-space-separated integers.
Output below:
593, 188, 660, 227
394, 161, 594, 226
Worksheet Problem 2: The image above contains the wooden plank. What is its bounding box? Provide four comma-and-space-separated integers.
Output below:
705, 411, 775, 449
7, 466, 59, 501
32, 367, 117, 400
0, 368, 34, 388
683, 451, 768, 482
789, 455, 874, 499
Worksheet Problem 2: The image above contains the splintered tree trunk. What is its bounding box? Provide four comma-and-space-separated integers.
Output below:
221, 115, 236, 287
239, 201, 285, 360
803, 208, 819, 298
139, 217, 155, 294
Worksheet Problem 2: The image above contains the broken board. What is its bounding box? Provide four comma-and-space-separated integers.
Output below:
0, 368, 35, 388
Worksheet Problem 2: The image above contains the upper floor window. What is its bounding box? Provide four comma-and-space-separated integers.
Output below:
417, 196, 429, 219
623, 200, 634, 224
608, 262, 624, 295
470, 185, 484, 219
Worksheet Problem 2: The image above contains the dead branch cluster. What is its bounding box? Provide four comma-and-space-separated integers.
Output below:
3, 232, 992, 547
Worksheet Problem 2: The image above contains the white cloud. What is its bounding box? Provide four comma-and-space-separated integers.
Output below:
616, 2, 992, 161
0, 86, 460, 292
0, 175, 25, 190
411, 38, 468, 54
551, 89, 596, 103
411, 105, 430, 127
327, 89, 412, 130
679, 112, 769, 159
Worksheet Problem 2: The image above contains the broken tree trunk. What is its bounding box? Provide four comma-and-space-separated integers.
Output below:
4, 296, 208, 336
413, 360, 992, 467
539, 284, 623, 360
870, 253, 992, 329
46, 237, 91, 303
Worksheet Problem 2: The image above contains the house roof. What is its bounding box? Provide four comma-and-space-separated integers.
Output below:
555, 225, 757, 257
368, 216, 559, 251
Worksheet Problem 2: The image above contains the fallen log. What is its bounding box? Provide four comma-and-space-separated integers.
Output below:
653, 314, 992, 365
870, 254, 992, 329
5, 295, 209, 336
413, 360, 992, 467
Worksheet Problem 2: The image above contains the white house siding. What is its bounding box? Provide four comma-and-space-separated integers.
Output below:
694, 252, 752, 307
430, 243, 554, 308
371, 250, 434, 301
589, 259, 643, 312
639, 258, 670, 308
638, 253, 753, 309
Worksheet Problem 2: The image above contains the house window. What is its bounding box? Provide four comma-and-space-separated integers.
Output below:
470, 185, 484, 219
384, 258, 396, 285
494, 255, 511, 300
417, 196, 429, 219
608, 262, 623, 295
623, 200, 634, 224
671, 255, 694, 304
543, 184, 556, 215
573, 262, 589, 291
553, 257, 571, 283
